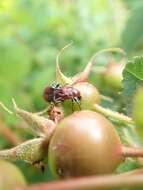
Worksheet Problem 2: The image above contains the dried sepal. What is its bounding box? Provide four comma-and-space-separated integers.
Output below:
71, 61, 92, 84
56, 42, 92, 85
56, 44, 126, 86
0, 138, 48, 164
72, 47, 126, 84
89, 47, 126, 65
0, 101, 13, 115
56, 42, 73, 85
12, 99, 56, 137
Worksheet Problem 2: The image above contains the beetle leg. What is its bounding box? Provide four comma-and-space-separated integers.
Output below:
51, 82, 61, 89
53, 90, 57, 103
55, 83, 61, 89
71, 99, 74, 112
73, 97, 81, 110
54, 97, 63, 105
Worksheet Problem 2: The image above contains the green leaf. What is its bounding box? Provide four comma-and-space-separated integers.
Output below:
122, 56, 143, 115
126, 56, 143, 80
133, 88, 143, 142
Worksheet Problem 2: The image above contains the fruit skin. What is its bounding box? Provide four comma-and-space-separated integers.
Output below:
103, 63, 124, 91
0, 160, 26, 190
73, 82, 100, 109
48, 110, 123, 178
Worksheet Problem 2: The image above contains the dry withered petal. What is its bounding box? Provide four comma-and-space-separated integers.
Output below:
12, 99, 56, 137
0, 138, 49, 165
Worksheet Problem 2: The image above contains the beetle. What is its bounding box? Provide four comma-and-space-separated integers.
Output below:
43, 83, 81, 110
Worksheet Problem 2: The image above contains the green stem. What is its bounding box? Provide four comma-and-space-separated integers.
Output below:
16, 174, 143, 190
93, 104, 134, 125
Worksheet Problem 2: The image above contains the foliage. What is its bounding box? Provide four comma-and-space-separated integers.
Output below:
122, 56, 143, 115
0, 0, 143, 189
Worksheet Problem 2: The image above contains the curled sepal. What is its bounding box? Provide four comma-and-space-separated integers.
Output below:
56, 42, 73, 85
0, 138, 48, 164
12, 99, 56, 137
71, 61, 92, 84
72, 47, 126, 84
56, 45, 126, 86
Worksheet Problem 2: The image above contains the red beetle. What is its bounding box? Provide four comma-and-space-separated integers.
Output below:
43, 83, 81, 109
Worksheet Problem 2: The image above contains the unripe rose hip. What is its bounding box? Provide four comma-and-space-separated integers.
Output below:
48, 110, 123, 178
73, 82, 100, 109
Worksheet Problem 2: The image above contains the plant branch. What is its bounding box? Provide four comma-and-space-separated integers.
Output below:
100, 94, 113, 103
16, 174, 143, 190
122, 146, 143, 158
93, 104, 134, 125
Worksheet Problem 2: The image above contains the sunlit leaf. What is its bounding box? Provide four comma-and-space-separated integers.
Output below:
122, 56, 143, 115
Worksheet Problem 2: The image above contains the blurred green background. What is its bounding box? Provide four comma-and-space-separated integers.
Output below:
0, 0, 143, 185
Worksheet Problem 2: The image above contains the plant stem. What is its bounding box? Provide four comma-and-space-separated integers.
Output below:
100, 94, 113, 103
93, 104, 134, 125
122, 146, 143, 157
16, 174, 143, 190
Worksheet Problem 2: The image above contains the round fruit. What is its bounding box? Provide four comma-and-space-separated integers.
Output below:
48, 110, 123, 178
103, 63, 124, 91
0, 160, 26, 190
73, 82, 100, 109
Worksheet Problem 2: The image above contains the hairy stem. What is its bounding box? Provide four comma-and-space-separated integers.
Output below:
0, 138, 48, 164
17, 174, 143, 190
122, 146, 143, 157
93, 104, 134, 125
